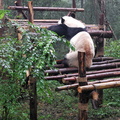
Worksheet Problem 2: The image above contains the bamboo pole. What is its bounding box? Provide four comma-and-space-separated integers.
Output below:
55, 57, 114, 64
93, 57, 113, 62
54, 59, 120, 68
90, 62, 120, 70
78, 81, 120, 93
56, 77, 120, 91
62, 71, 120, 83
89, 30, 113, 38
45, 68, 120, 80
93, 59, 120, 65
45, 62, 120, 76
44, 67, 78, 75
8, 6, 84, 12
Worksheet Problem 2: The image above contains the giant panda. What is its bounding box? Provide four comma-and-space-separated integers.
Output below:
48, 23, 94, 68
48, 24, 86, 40
58, 16, 86, 28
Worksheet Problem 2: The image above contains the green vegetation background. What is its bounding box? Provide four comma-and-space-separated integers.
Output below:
0, 0, 120, 119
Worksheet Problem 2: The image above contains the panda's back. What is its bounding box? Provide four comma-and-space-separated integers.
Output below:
70, 31, 95, 56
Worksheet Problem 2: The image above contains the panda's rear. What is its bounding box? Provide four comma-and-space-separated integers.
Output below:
65, 31, 95, 68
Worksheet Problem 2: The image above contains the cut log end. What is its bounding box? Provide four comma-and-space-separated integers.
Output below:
77, 87, 82, 93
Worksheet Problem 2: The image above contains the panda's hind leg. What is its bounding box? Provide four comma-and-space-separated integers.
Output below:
62, 57, 69, 68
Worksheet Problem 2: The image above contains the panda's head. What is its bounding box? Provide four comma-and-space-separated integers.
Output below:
58, 16, 85, 28
48, 24, 68, 37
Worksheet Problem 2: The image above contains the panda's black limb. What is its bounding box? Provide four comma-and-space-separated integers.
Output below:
62, 57, 69, 68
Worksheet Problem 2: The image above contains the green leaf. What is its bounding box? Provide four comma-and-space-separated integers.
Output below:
0, 10, 9, 19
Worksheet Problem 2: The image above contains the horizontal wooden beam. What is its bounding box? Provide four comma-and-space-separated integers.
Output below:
62, 71, 120, 83
55, 57, 114, 64
9, 19, 59, 23
78, 81, 120, 93
88, 30, 113, 38
44, 61, 120, 76
56, 77, 120, 91
44, 68, 120, 80
8, 6, 84, 12
54, 59, 120, 68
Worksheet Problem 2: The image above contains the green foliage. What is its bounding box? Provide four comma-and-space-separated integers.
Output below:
88, 87, 120, 119
0, 20, 68, 119
0, 10, 9, 19
105, 39, 120, 58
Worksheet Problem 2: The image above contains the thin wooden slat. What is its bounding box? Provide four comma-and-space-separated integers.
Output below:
8, 6, 84, 12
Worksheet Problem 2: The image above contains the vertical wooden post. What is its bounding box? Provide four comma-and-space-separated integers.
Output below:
72, 0, 76, 8
0, 0, 3, 9
94, 0, 105, 108
77, 52, 89, 120
15, 0, 28, 19
28, 1, 34, 24
95, 0, 105, 57
27, 2, 37, 120
29, 75, 37, 120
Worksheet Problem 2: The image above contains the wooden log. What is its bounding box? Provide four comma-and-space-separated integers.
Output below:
14, 0, 28, 19
77, 52, 88, 120
0, 0, 3, 9
93, 59, 120, 65
89, 30, 113, 38
44, 67, 78, 75
93, 57, 114, 62
72, 0, 76, 8
55, 57, 114, 64
78, 81, 120, 93
29, 75, 37, 120
90, 62, 120, 70
28, 1, 34, 24
62, 71, 120, 83
54, 59, 120, 68
27, 2, 37, 120
45, 62, 120, 76
8, 6, 84, 12
45, 68, 120, 80
56, 77, 120, 91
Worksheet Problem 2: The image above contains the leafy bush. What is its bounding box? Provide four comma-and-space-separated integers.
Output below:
0, 19, 69, 119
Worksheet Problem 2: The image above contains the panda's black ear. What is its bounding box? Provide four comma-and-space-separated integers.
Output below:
68, 12, 75, 18
61, 17, 65, 24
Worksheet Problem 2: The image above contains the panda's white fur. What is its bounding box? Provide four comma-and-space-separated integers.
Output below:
65, 31, 94, 68
58, 16, 85, 28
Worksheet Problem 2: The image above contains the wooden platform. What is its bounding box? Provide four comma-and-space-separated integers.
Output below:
9, 18, 113, 38
45, 56, 120, 90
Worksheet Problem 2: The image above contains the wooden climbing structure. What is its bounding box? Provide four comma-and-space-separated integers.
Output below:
45, 52, 120, 120
6, 0, 120, 120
